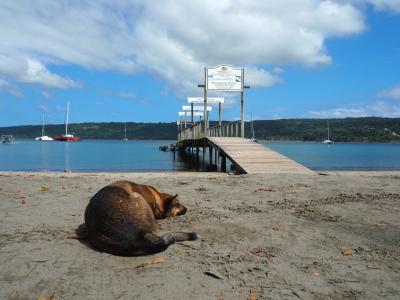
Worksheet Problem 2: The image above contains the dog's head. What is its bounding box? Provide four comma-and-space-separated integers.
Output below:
161, 193, 187, 218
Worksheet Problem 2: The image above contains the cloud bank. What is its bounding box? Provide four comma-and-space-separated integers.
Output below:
378, 85, 400, 100
0, 0, 393, 95
309, 101, 400, 118
369, 0, 400, 12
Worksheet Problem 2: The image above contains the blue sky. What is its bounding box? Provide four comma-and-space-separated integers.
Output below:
0, 1, 400, 126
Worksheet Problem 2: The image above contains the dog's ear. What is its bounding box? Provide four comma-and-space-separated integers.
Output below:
160, 193, 178, 202
162, 193, 178, 206
169, 194, 178, 201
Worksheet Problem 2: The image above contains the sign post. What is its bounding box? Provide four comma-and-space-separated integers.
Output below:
218, 102, 221, 126
188, 97, 224, 126
241, 69, 244, 138
204, 68, 207, 136
191, 103, 193, 124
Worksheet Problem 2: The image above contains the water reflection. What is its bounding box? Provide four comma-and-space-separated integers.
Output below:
171, 147, 231, 172
39, 142, 49, 171
64, 142, 70, 172
4, 140, 400, 172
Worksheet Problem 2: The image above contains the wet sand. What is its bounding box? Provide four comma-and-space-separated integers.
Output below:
0, 171, 399, 299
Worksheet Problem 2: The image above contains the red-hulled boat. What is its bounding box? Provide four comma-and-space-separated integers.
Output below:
54, 134, 80, 141
54, 101, 81, 142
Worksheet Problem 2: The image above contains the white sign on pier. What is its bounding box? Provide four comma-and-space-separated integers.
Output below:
187, 97, 224, 103
178, 111, 204, 117
206, 65, 243, 91
182, 105, 212, 111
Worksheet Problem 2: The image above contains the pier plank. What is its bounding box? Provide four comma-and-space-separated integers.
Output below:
207, 137, 313, 174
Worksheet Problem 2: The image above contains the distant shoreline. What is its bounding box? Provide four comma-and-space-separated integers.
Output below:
4, 138, 400, 144
1, 117, 400, 142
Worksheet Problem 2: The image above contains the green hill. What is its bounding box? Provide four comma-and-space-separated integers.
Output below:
247, 117, 400, 142
0, 122, 178, 140
1, 117, 400, 142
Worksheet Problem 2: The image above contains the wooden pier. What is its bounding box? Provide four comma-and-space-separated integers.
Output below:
177, 122, 314, 174
207, 137, 313, 174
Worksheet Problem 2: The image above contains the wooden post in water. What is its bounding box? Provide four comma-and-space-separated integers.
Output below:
221, 155, 227, 172
202, 146, 205, 169
196, 146, 199, 171
209, 146, 213, 164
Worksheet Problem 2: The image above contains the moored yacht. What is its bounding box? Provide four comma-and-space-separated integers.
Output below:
35, 113, 53, 141
54, 101, 80, 141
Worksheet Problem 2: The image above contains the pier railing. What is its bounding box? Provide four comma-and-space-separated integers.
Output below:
178, 122, 205, 141
178, 121, 241, 142
208, 121, 240, 137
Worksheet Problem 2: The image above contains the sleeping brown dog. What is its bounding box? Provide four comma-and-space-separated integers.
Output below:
84, 180, 197, 256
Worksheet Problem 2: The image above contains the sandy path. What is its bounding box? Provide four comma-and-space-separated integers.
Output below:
0, 171, 399, 299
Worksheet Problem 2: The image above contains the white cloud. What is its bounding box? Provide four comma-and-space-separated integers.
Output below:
41, 91, 53, 99
245, 67, 283, 88
272, 67, 284, 74
38, 105, 50, 112
22, 59, 79, 88
0, 55, 79, 88
378, 85, 400, 100
0, 78, 8, 90
369, 0, 400, 12
0, 77, 23, 97
115, 91, 137, 99
309, 101, 400, 118
0, 1, 365, 93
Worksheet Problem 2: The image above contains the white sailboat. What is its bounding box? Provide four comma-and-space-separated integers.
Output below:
322, 120, 334, 144
249, 113, 258, 143
123, 123, 128, 142
35, 113, 53, 141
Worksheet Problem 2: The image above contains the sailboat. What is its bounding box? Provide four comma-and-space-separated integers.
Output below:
35, 113, 53, 141
54, 101, 80, 141
249, 114, 258, 143
123, 123, 128, 142
322, 120, 334, 144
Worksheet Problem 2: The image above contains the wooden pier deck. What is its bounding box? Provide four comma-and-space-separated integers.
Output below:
207, 137, 314, 174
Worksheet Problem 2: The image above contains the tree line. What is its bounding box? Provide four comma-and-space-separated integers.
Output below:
1, 117, 399, 142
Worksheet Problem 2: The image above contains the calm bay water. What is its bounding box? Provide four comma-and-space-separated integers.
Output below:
1, 139, 400, 172
0, 140, 182, 172
262, 141, 400, 171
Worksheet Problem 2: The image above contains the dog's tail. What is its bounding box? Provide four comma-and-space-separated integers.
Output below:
74, 223, 89, 240
142, 231, 197, 254
169, 232, 198, 242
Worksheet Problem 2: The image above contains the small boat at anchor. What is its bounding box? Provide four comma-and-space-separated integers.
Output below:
54, 101, 80, 141
322, 120, 334, 144
35, 113, 53, 141
123, 123, 128, 142
1, 135, 14, 144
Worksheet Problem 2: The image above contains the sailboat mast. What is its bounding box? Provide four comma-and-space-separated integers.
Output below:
124, 123, 127, 139
327, 120, 330, 140
251, 113, 255, 139
41, 113, 45, 136
65, 101, 69, 136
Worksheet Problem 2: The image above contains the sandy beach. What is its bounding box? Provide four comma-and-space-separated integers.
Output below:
0, 171, 399, 299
